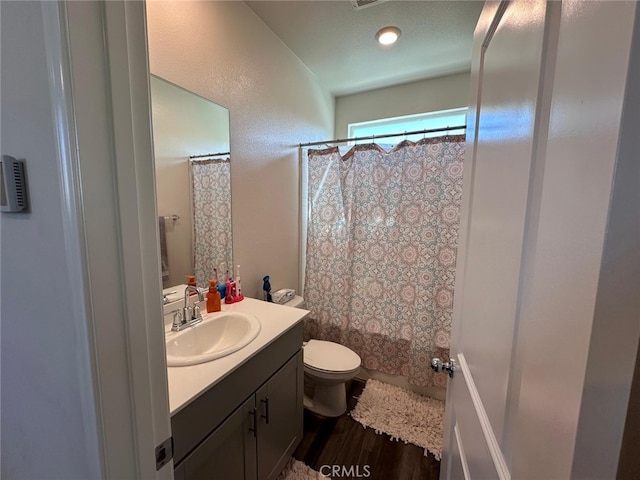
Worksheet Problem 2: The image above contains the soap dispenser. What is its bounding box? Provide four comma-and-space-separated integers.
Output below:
186, 275, 197, 295
206, 279, 221, 313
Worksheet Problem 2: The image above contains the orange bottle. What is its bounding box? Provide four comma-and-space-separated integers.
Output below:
206, 279, 221, 313
186, 275, 197, 295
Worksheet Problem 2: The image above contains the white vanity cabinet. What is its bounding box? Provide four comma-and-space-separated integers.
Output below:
172, 322, 303, 480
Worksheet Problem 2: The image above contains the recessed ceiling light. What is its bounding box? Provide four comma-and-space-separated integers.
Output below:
376, 26, 401, 46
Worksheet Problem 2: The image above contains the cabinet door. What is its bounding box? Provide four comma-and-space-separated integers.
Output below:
256, 351, 303, 480
182, 395, 257, 480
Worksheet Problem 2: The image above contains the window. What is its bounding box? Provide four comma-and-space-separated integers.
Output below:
347, 107, 467, 144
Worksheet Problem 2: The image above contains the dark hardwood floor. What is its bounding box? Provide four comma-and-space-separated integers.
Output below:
293, 380, 441, 480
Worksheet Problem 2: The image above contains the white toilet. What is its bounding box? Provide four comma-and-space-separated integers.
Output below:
285, 296, 361, 417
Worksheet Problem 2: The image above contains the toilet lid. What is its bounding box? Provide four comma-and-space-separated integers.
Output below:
304, 339, 361, 373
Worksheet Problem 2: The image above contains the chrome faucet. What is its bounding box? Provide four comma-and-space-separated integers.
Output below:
171, 285, 205, 332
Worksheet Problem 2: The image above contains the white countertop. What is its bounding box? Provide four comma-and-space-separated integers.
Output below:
166, 297, 309, 416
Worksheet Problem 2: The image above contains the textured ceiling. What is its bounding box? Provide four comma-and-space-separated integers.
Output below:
246, 0, 483, 96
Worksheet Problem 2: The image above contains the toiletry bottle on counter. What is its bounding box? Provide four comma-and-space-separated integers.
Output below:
263, 275, 273, 302
186, 275, 197, 295
234, 265, 244, 302
206, 279, 221, 313
225, 270, 235, 304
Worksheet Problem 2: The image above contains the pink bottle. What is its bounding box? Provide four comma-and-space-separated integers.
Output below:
225, 271, 234, 304
234, 265, 244, 302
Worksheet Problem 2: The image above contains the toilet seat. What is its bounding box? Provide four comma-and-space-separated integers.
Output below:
303, 339, 361, 374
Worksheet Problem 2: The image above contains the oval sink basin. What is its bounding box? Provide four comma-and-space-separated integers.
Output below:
166, 311, 261, 367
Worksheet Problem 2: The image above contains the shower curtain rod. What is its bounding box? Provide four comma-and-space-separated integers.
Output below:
189, 151, 230, 160
298, 125, 466, 148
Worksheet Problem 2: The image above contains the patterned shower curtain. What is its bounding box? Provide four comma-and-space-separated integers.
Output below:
190, 159, 233, 287
303, 137, 465, 387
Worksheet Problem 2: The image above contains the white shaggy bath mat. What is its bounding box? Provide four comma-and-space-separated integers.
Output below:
350, 379, 445, 460
278, 458, 329, 480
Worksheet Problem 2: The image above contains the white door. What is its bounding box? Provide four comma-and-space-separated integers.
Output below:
441, 1, 640, 478
440, 1, 552, 478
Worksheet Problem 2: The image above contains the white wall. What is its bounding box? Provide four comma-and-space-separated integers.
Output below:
0, 2, 101, 478
150, 76, 231, 287
334, 71, 470, 138
146, 1, 334, 298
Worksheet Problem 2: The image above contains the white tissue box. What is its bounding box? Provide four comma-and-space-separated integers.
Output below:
272, 289, 295, 305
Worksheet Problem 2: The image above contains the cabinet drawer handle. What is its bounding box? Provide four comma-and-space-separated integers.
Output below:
261, 397, 270, 424
248, 407, 257, 437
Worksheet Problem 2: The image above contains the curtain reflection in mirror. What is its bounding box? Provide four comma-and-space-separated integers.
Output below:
190, 157, 233, 286
149, 75, 231, 288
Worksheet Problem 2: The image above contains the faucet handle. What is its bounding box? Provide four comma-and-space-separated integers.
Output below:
193, 303, 202, 320
171, 310, 184, 331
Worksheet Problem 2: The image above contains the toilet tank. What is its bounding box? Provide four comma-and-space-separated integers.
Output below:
284, 295, 305, 309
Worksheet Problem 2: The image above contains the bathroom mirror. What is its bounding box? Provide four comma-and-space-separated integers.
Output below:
150, 75, 232, 288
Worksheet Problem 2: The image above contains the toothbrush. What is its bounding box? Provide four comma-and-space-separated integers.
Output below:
225, 270, 234, 304
216, 266, 226, 299
235, 265, 244, 301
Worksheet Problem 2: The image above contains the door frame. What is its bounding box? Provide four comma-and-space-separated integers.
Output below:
41, 1, 172, 478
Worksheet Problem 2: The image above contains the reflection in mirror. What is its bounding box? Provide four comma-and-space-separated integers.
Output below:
150, 75, 232, 288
